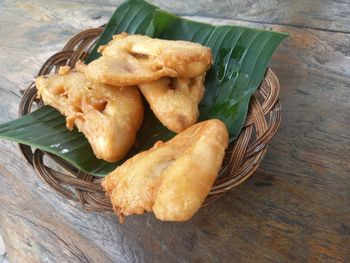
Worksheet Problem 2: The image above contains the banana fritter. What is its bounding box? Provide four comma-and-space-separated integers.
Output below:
102, 119, 228, 222
139, 74, 205, 133
35, 68, 144, 162
77, 32, 212, 86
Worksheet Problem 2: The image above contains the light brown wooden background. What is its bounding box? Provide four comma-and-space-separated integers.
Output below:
0, 0, 349, 262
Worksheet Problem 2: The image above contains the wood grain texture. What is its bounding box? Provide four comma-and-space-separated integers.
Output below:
68, 0, 350, 33
152, 0, 350, 33
0, 0, 349, 262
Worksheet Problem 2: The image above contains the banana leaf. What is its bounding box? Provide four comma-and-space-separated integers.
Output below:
0, 106, 116, 175
148, 10, 287, 138
0, 0, 287, 177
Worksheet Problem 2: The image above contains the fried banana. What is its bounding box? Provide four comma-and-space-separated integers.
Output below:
102, 119, 228, 222
77, 32, 212, 86
35, 68, 144, 162
139, 74, 205, 133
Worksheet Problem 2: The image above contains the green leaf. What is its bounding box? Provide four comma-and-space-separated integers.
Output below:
148, 10, 288, 139
0, 106, 116, 176
0, 0, 287, 176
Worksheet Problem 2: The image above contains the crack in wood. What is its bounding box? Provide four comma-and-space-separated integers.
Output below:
9, 213, 90, 263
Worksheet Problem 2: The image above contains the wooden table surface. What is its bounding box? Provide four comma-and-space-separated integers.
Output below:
0, 0, 349, 262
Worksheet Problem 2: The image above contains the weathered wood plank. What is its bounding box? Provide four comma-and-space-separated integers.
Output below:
0, 0, 349, 262
4, 0, 350, 34
51, 0, 350, 33
152, 0, 350, 33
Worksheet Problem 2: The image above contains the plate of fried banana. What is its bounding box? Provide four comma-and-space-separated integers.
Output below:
35, 32, 229, 222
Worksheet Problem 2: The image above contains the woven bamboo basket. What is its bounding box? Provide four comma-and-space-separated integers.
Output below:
18, 28, 282, 213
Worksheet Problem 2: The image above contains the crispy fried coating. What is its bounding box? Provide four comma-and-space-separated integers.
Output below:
35, 68, 144, 162
139, 74, 205, 133
77, 32, 212, 86
102, 119, 228, 222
